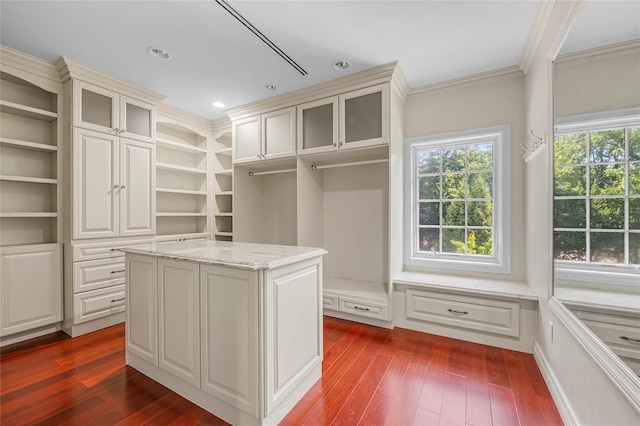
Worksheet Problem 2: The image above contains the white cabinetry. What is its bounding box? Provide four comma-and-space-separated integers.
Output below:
232, 107, 295, 164
155, 112, 211, 241
0, 47, 64, 344
0, 244, 62, 337
73, 128, 155, 239
297, 84, 388, 155
126, 253, 157, 364
73, 80, 155, 143
213, 126, 233, 241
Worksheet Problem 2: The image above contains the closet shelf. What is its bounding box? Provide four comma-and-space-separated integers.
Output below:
0, 100, 57, 122
0, 137, 57, 152
156, 212, 207, 217
215, 191, 233, 196
215, 168, 233, 176
156, 187, 207, 195
0, 212, 58, 218
214, 231, 233, 237
156, 162, 207, 175
0, 175, 57, 184
215, 212, 233, 217
156, 137, 207, 154
215, 147, 233, 156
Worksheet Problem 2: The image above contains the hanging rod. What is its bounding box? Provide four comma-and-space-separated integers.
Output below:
311, 158, 389, 171
248, 168, 296, 177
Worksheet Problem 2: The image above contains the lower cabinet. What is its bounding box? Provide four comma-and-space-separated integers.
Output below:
0, 244, 62, 337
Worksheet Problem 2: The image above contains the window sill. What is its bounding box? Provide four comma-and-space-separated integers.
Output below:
554, 285, 640, 315
393, 270, 538, 302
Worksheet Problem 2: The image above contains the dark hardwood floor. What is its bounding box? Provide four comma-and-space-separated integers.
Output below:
1, 317, 562, 425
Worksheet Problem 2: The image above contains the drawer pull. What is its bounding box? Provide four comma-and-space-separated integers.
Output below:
447, 309, 469, 316
110, 270, 125, 274
620, 336, 640, 344
110, 248, 123, 252
110, 298, 125, 303
354, 306, 371, 312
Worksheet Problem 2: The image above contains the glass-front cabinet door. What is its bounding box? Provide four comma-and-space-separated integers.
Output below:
339, 83, 388, 150
297, 97, 338, 155
120, 96, 155, 143
74, 80, 119, 135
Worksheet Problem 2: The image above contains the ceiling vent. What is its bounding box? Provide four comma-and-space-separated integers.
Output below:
215, 0, 308, 76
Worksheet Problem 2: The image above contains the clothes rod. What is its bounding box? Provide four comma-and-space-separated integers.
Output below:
311, 158, 388, 171
248, 168, 296, 177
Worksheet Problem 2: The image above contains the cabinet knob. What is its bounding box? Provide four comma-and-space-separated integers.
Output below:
113, 127, 120, 133
120, 129, 126, 134
257, 155, 262, 159
333, 143, 337, 147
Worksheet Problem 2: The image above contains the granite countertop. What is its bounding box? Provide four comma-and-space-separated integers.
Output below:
121, 240, 326, 271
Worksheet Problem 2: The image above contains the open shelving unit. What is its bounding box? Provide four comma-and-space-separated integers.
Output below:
155, 121, 209, 241
213, 128, 233, 241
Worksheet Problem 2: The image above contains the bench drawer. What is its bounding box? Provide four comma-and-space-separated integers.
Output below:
73, 285, 125, 325
406, 289, 520, 337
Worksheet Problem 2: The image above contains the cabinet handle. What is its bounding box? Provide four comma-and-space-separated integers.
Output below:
120, 185, 126, 190
113, 184, 120, 190
257, 155, 262, 159
620, 336, 640, 344
110, 270, 125, 274
110, 248, 123, 252
110, 297, 125, 303
353, 306, 371, 312
339, 142, 344, 146
120, 129, 126, 134
333, 143, 337, 147
113, 127, 120, 133
447, 309, 469, 316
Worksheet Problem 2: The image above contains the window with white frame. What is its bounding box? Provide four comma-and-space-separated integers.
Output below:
554, 108, 640, 286
404, 125, 510, 274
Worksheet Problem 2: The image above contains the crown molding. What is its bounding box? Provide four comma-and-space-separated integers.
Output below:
55, 56, 166, 103
211, 116, 232, 133
554, 39, 640, 68
157, 103, 214, 133
519, 0, 556, 74
0, 45, 62, 92
408, 66, 524, 99
225, 61, 404, 120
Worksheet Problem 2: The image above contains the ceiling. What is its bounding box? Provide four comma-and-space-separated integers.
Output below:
0, 1, 638, 121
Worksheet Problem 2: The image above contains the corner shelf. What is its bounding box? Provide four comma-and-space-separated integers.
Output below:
213, 128, 233, 241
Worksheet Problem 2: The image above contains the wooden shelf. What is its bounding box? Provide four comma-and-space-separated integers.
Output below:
156, 137, 207, 154
215, 169, 233, 176
156, 162, 206, 175
0, 138, 57, 153
0, 212, 58, 218
215, 147, 232, 156
156, 187, 207, 196
0, 175, 57, 184
215, 191, 233, 196
0, 100, 57, 122
215, 212, 233, 217
156, 212, 207, 217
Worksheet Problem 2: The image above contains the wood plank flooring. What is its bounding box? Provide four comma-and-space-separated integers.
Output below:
0, 317, 563, 425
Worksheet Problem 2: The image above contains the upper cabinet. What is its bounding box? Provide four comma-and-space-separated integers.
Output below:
73, 80, 156, 144
232, 106, 296, 164
298, 84, 388, 155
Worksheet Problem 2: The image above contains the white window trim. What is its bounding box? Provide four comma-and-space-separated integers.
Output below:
554, 107, 640, 288
403, 124, 511, 274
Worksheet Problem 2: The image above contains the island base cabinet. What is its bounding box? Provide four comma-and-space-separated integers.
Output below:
125, 254, 157, 365
200, 265, 259, 417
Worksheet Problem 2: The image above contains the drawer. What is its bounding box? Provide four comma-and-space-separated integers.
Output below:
406, 289, 520, 337
73, 284, 125, 325
581, 319, 640, 361
338, 296, 388, 321
323, 294, 338, 310
72, 239, 153, 262
73, 258, 125, 293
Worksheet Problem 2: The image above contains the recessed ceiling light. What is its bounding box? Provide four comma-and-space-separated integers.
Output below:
147, 47, 171, 60
264, 84, 277, 91
332, 60, 350, 71
212, 101, 225, 108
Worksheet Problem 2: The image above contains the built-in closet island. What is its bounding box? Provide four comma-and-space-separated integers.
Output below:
229, 62, 408, 326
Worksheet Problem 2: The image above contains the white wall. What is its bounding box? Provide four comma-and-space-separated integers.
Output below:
404, 71, 526, 282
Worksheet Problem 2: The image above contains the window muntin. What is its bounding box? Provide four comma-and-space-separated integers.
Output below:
404, 125, 510, 274
554, 109, 640, 285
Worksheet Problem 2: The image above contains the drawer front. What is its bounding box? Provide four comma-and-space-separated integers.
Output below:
72, 240, 153, 262
73, 284, 125, 325
582, 319, 640, 361
339, 296, 388, 321
323, 294, 338, 310
406, 289, 520, 337
73, 258, 125, 293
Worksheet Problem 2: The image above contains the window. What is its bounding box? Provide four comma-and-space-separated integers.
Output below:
404, 125, 510, 274
554, 108, 640, 286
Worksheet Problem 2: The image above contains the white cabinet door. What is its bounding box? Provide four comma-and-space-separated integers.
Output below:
297, 96, 339, 155
126, 254, 158, 365
73, 128, 120, 239
158, 259, 200, 387
339, 84, 388, 150
0, 244, 62, 336
120, 138, 155, 237
262, 107, 296, 160
264, 257, 323, 414
73, 80, 120, 135
200, 264, 259, 417
120, 95, 156, 144
232, 116, 261, 164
